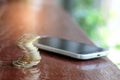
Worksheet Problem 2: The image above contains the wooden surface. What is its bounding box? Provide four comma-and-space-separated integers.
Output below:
0, 0, 120, 80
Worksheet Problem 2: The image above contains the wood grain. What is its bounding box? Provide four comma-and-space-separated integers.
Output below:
0, 0, 120, 80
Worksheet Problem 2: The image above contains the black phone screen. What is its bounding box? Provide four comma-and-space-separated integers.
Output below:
37, 37, 105, 54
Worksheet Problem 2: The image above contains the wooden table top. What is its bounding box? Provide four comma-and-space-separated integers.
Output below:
0, 0, 120, 80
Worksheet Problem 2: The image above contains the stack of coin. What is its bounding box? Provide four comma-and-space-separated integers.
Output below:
13, 33, 41, 68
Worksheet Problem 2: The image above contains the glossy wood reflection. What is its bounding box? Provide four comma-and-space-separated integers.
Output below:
0, 0, 120, 80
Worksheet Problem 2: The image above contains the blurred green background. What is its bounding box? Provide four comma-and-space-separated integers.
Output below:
61, 0, 107, 47
61, 0, 120, 68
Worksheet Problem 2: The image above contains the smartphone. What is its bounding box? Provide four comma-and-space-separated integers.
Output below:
34, 36, 108, 60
